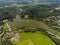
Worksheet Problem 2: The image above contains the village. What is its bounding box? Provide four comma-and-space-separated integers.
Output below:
44, 15, 60, 31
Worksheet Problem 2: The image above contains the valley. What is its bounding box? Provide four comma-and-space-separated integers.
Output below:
0, 1, 60, 45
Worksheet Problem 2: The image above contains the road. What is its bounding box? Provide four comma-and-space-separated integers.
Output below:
6, 23, 11, 31
47, 31, 60, 39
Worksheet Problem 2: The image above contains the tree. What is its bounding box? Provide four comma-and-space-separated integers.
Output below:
0, 7, 16, 25
1, 38, 15, 45
0, 7, 17, 45
20, 4, 52, 20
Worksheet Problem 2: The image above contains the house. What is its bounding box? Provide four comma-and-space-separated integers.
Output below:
3, 19, 8, 23
21, 15, 29, 19
11, 33, 20, 42
24, 15, 29, 19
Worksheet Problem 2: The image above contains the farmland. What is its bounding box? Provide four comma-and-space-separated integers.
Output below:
14, 32, 55, 45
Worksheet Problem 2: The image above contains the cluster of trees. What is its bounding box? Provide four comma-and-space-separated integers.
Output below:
0, 38, 15, 45
20, 4, 60, 20
0, 7, 17, 25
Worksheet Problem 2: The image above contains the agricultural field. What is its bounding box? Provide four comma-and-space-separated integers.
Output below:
15, 32, 55, 45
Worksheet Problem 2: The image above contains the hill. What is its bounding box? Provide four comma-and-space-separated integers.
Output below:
0, 0, 60, 4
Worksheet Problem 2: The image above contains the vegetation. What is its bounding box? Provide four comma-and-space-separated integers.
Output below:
20, 4, 60, 20
0, 2, 60, 45
0, 7, 16, 25
8, 18, 60, 45
8, 18, 60, 35
14, 32, 55, 45
1, 38, 14, 45
3, 24, 9, 31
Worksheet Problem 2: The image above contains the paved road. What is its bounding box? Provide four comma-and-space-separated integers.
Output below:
47, 31, 60, 39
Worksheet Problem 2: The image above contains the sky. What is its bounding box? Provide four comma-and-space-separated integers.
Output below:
0, 0, 60, 3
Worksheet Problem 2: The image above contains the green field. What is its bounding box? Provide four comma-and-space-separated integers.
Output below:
3, 23, 9, 31
15, 32, 55, 45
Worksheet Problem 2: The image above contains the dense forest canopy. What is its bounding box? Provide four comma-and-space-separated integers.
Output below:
20, 4, 60, 20
0, 7, 16, 25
